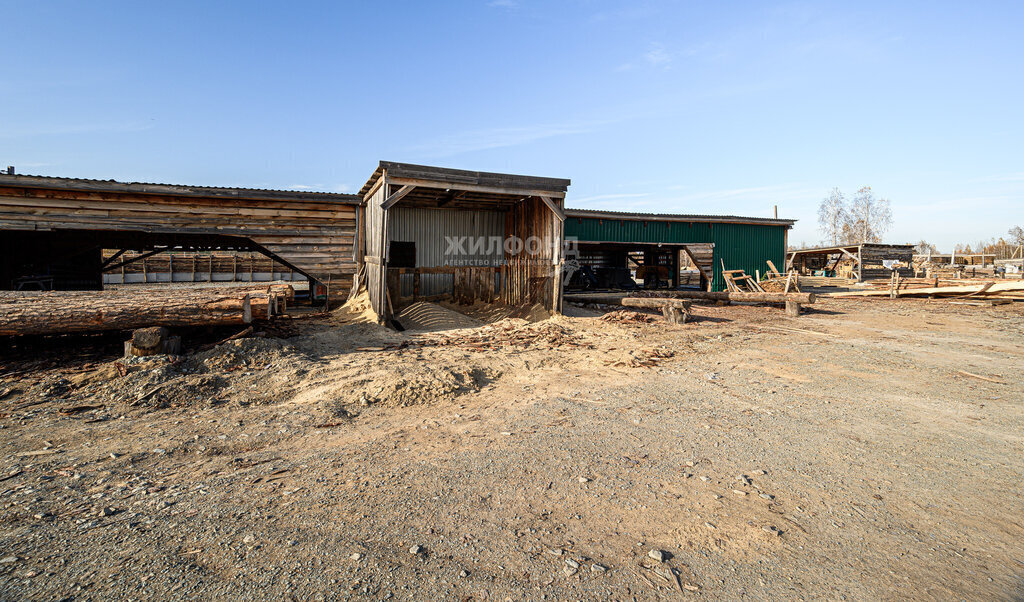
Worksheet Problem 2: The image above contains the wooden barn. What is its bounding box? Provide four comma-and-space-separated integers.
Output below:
355, 162, 570, 324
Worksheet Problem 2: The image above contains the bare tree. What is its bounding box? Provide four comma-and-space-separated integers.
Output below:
914, 240, 937, 255
817, 187, 847, 246
846, 186, 892, 243
1010, 225, 1024, 246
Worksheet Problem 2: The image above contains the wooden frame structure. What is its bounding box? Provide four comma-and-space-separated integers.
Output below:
787, 243, 914, 282
356, 162, 570, 323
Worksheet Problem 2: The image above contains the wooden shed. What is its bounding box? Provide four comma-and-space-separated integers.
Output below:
355, 162, 570, 323
787, 243, 914, 282
0, 174, 359, 295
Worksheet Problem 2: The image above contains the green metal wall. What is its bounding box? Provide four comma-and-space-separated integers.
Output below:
564, 217, 788, 291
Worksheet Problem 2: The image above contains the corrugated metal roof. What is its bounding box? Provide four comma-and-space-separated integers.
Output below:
0, 173, 361, 204
564, 208, 796, 227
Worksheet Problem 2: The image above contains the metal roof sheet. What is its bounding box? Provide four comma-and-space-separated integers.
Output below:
564, 208, 796, 227
0, 173, 361, 204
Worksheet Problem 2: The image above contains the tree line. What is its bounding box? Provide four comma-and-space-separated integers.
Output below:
916, 226, 1024, 259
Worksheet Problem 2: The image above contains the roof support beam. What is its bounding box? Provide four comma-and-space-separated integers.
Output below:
381, 185, 415, 210
539, 195, 565, 222
437, 189, 467, 208
387, 176, 566, 199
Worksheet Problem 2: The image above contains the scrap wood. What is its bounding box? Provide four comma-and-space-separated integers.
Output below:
57, 404, 104, 416
0, 470, 23, 482
601, 310, 658, 324
605, 348, 674, 369
196, 326, 255, 352
956, 370, 1004, 384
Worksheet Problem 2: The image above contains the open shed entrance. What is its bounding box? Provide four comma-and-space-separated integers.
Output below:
565, 242, 714, 292
356, 162, 571, 324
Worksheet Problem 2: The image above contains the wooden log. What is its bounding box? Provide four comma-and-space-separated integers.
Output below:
565, 291, 815, 304
0, 290, 259, 336
785, 300, 801, 317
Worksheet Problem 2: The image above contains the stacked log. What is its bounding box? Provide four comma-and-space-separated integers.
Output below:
0, 285, 293, 336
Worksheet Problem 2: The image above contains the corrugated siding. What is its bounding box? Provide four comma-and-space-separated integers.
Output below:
388, 207, 505, 297
564, 217, 787, 291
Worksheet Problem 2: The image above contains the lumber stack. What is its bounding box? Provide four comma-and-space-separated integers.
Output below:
566, 291, 815, 304
0, 285, 293, 336
830, 281, 1024, 301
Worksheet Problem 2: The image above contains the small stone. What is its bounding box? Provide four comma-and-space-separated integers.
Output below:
349, 553, 362, 561
648, 549, 668, 562
547, 548, 564, 556
564, 558, 580, 569
409, 544, 424, 555
736, 475, 751, 485
101, 507, 117, 516
763, 526, 782, 536
0, 556, 17, 564
704, 522, 716, 530
109, 453, 119, 459
459, 569, 469, 578
684, 461, 696, 467
733, 490, 748, 496
562, 564, 577, 576
591, 563, 607, 573
682, 472, 693, 479
243, 535, 256, 544
578, 477, 590, 483
699, 476, 711, 482
753, 469, 767, 475
759, 493, 775, 500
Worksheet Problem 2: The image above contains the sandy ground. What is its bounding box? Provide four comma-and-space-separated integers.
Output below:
0, 295, 1022, 600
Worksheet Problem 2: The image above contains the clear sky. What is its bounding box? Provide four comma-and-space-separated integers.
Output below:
2, 1, 1021, 250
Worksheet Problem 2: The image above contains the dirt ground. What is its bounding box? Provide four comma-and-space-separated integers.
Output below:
0, 295, 1022, 600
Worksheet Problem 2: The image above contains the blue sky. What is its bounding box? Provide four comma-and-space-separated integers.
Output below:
2, 1, 1021, 249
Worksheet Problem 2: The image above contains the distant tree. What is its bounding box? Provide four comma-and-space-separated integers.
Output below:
914, 240, 938, 255
1010, 225, 1024, 247
846, 186, 892, 243
817, 188, 848, 246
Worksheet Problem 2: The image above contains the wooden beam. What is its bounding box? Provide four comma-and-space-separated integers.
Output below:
381, 185, 415, 210
104, 247, 169, 272
437, 189, 467, 208
538, 195, 565, 222
387, 176, 566, 199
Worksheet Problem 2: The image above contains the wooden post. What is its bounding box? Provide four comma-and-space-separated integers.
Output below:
785, 300, 801, 316
168, 254, 173, 284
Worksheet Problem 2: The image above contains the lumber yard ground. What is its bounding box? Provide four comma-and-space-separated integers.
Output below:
0, 294, 1021, 600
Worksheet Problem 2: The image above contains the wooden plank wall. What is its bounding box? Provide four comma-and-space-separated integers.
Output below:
501, 196, 561, 311
363, 179, 387, 321
0, 184, 358, 296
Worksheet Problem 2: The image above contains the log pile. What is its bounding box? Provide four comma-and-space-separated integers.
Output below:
0, 284, 293, 336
